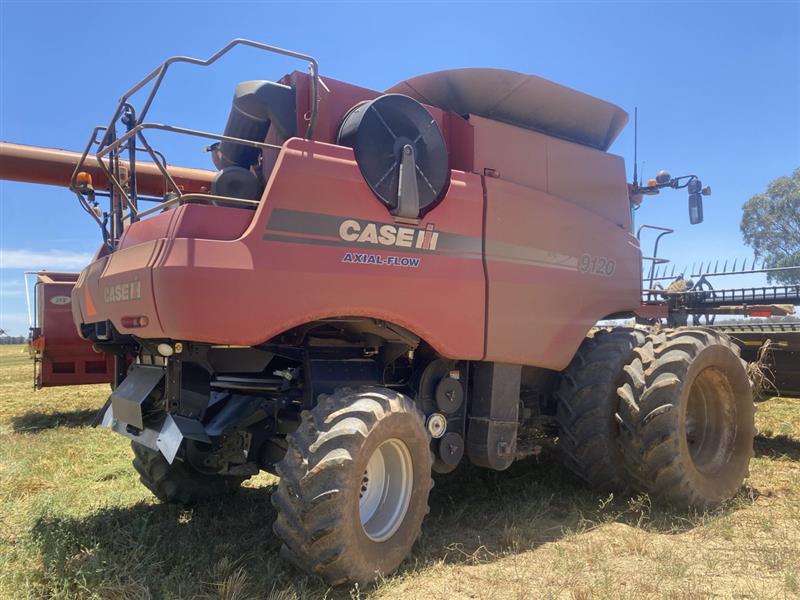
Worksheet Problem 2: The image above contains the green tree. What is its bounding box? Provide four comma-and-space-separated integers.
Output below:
741, 167, 800, 284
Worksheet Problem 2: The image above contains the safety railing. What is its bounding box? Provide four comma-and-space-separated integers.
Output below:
69, 39, 320, 248
637, 224, 675, 301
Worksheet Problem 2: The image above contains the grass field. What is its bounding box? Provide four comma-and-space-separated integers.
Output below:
1, 344, 799, 599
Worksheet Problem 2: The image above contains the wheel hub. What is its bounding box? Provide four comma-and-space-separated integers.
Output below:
686, 366, 736, 474
358, 438, 413, 542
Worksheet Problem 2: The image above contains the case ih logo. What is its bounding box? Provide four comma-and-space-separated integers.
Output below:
338, 219, 439, 251
104, 281, 142, 303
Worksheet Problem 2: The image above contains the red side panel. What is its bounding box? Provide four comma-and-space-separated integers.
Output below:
32, 273, 113, 388
483, 178, 642, 370
73, 139, 486, 359
288, 71, 474, 173
118, 204, 253, 250
153, 140, 486, 358
287, 71, 380, 144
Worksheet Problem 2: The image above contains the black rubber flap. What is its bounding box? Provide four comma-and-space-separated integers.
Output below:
337, 94, 449, 215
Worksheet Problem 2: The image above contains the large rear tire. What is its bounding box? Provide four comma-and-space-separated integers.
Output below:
556, 328, 646, 492
616, 328, 755, 508
131, 442, 245, 505
271, 386, 433, 586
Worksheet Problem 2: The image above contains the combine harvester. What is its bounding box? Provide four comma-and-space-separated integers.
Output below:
2, 39, 799, 585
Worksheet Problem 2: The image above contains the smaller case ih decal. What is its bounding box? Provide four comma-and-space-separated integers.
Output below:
103, 281, 142, 303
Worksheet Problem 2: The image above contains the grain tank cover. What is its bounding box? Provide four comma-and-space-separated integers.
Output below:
387, 68, 628, 151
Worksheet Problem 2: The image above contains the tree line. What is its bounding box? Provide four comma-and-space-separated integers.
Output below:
741, 167, 800, 283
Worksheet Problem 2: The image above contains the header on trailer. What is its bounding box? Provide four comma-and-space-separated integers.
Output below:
25, 272, 114, 389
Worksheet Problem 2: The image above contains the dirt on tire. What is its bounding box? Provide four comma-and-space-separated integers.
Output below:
271, 386, 433, 586
131, 441, 245, 505
556, 327, 647, 492
616, 327, 755, 508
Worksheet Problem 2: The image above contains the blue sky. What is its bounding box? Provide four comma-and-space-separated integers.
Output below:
1, 1, 798, 335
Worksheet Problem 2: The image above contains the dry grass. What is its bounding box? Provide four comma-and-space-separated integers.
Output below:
1, 344, 799, 599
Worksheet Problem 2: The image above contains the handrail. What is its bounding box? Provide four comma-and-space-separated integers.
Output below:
95, 122, 284, 217
636, 224, 674, 241
101, 39, 320, 147
96, 123, 284, 160
135, 193, 260, 218
637, 224, 675, 299
70, 39, 321, 248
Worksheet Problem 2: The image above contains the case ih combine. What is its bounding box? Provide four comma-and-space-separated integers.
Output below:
2, 39, 799, 586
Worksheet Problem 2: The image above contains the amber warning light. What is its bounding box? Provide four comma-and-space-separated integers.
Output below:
75, 171, 93, 188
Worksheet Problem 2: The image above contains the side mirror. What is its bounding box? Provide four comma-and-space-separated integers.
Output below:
689, 193, 704, 224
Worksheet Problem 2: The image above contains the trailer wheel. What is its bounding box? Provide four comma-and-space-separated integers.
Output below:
131, 442, 245, 504
271, 386, 433, 586
556, 328, 647, 492
616, 328, 755, 507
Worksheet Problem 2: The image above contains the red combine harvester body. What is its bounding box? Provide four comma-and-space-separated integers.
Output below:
28, 272, 114, 388
6, 40, 791, 587
71, 133, 638, 371
69, 67, 641, 371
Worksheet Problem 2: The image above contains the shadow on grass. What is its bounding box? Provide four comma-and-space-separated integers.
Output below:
12, 408, 98, 433
28, 451, 744, 598
755, 433, 800, 460
29, 484, 323, 599
414, 454, 733, 566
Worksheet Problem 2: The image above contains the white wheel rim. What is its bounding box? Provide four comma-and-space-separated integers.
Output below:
359, 438, 413, 542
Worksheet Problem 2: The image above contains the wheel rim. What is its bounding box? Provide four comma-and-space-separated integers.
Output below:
359, 438, 413, 542
685, 366, 736, 474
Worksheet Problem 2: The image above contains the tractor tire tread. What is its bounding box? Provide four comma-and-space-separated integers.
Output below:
271, 385, 433, 586
131, 441, 244, 505
556, 327, 647, 492
616, 327, 755, 508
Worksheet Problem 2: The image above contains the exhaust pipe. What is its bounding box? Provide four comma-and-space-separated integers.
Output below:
213, 80, 296, 170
